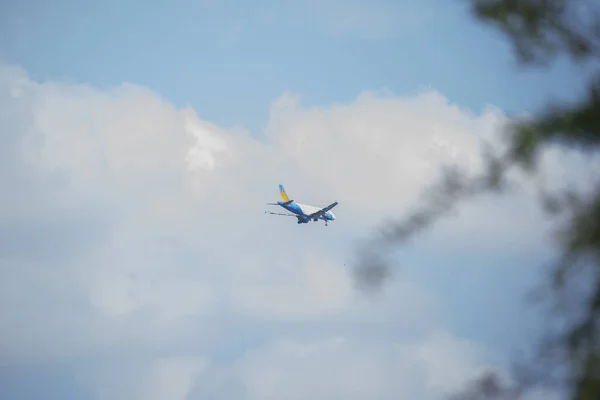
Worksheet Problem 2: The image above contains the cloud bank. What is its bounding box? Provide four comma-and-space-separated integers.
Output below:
1, 62, 593, 399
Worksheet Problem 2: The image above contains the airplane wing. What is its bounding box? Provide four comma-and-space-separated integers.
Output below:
265, 211, 297, 217
307, 201, 338, 219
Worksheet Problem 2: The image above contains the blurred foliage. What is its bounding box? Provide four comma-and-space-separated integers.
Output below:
360, 0, 600, 399
457, 1, 600, 398
472, 0, 600, 65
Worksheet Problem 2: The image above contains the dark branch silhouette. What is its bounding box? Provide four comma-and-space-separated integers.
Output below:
352, 1, 600, 399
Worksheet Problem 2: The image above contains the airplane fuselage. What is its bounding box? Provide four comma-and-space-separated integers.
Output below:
278, 201, 336, 223
266, 184, 338, 226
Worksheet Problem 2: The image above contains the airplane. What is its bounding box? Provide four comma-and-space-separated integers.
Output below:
265, 184, 338, 226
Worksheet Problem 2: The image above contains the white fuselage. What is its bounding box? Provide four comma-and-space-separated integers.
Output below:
295, 203, 322, 215
273, 184, 337, 225
279, 201, 336, 222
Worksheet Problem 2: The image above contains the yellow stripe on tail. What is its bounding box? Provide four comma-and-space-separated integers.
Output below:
279, 184, 289, 202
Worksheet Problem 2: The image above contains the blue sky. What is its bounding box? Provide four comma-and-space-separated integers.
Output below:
1, 0, 590, 133
0, 0, 594, 399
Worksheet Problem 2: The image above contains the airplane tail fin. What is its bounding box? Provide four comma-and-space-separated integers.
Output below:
279, 184, 290, 202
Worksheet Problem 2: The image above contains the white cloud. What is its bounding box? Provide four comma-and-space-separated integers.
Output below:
0, 62, 581, 398
77, 356, 207, 400
190, 331, 494, 400
227, 254, 352, 317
